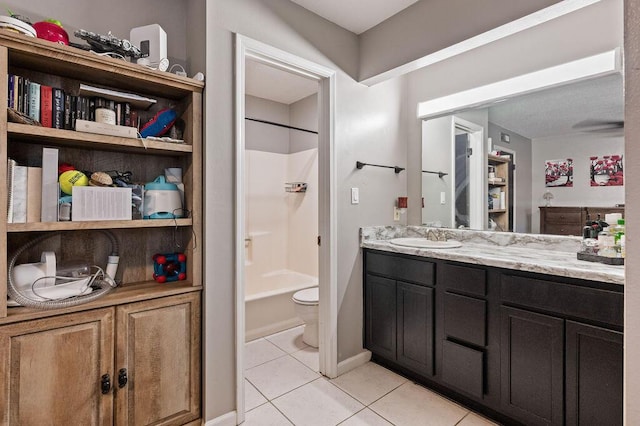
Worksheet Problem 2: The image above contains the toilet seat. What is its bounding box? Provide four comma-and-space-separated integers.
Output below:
292, 287, 318, 305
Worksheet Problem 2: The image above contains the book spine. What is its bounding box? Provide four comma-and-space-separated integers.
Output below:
123, 102, 131, 126
26, 167, 43, 223
64, 94, 72, 129
41, 147, 59, 222
28, 82, 41, 122
40, 85, 53, 128
7, 75, 13, 109
17, 76, 23, 114
11, 165, 28, 223
12, 75, 18, 110
53, 88, 65, 129
22, 78, 30, 116
6, 158, 16, 223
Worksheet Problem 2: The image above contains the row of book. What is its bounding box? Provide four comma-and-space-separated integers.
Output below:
7, 158, 43, 223
8, 75, 140, 130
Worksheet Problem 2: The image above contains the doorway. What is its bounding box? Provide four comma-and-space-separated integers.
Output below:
452, 117, 484, 229
234, 35, 337, 423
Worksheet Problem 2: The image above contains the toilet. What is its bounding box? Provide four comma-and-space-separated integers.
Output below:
292, 286, 319, 347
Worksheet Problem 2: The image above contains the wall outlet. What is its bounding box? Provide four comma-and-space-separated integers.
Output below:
351, 188, 359, 204
440, 192, 446, 204
394, 207, 401, 221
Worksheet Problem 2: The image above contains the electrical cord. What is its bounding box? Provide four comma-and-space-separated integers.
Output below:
8, 230, 120, 309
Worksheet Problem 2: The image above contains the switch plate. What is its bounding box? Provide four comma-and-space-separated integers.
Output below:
351, 188, 359, 204
440, 192, 446, 204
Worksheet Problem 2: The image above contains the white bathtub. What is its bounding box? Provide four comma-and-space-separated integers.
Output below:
245, 270, 318, 342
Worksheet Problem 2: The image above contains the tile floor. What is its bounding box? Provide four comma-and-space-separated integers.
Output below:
243, 325, 498, 426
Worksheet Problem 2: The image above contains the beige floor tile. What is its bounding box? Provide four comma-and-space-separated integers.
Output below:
243, 402, 293, 425
272, 378, 365, 426
457, 412, 499, 426
291, 346, 320, 372
331, 362, 407, 405
245, 379, 268, 412
245, 338, 288, 370
369, 382, 469, 426
246, 355, 320, 400
265, 325, 308, 353
339, 408, 393, 425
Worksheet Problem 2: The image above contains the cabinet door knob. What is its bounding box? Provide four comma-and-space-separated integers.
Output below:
118, 368, 128, 388
101, 374, 111, 394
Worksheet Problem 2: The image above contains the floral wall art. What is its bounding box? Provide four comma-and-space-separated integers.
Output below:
590, 155, 623, 186
545, 158, 573, 187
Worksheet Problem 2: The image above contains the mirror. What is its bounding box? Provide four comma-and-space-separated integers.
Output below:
421, 70, 624, 235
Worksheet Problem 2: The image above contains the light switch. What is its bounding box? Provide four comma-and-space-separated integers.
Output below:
440, 192, 446, 204
351, 188, 359, 204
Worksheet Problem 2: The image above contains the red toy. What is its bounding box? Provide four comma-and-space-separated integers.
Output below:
152, 252, 187, 283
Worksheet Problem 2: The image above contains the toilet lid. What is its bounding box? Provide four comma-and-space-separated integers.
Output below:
293, 287, 319, 305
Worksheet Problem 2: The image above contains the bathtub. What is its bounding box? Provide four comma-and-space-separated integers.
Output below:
245, 270, 318, 342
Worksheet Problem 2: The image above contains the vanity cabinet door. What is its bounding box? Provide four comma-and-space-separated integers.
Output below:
397, 281, 434, 376
500, 306, 564, 426
364, 274, 397, 361
565, 321, 622, 426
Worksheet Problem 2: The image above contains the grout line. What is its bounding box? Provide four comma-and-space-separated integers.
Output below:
454, 411, 472, 425
268, 401, 296, 425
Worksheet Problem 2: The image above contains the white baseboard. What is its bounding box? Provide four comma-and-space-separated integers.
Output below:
205, 411, 236, 426
337, 349, 372, 376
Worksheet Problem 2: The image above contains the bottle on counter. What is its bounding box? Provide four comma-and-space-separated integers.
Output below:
614, 218, 625, 258
598, 225, 617, 258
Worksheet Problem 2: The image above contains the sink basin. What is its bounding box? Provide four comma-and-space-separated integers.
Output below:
389, 238, 462, 249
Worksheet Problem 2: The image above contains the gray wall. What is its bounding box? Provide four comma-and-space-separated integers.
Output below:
204, 0, 407, 420
489, 123, 533, 233
359, 0, 560, 82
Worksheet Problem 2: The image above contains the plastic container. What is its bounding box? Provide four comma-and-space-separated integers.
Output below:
597, 227, 617, 258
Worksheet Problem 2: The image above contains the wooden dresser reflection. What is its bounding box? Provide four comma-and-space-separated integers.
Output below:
539, 206, 625, 236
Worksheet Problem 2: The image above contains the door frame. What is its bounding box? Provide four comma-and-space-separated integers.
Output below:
234, 34, 337, 422
451, 117, 484, 229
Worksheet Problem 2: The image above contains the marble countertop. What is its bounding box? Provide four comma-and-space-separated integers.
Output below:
360, 226, 624, 286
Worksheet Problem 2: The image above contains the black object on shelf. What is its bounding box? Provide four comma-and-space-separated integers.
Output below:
422, 169, 448, 178
245, 117, 318, 135
356, 161, 405, 174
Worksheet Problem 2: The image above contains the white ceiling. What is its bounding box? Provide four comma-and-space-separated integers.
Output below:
245, 59, 318, 105
488, 73, 624, 139
289, 0, 421, 34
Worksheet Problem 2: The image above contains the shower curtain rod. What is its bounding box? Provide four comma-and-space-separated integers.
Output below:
245, 117, 319, 135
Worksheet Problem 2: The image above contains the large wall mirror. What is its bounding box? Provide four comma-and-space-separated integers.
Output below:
419, 50, 623, 235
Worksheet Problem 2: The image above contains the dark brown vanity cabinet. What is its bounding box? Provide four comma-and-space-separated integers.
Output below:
364, 251, 435, 377
500, 274, 623, 426
363, 249, 623, 426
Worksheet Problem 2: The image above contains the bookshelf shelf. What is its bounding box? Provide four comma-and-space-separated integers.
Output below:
7, 218, 193, 232
488, 154, 511, 231
8, 123, 193, 155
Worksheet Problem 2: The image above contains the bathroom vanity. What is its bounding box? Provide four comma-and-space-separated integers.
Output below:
361, 226, 623, 426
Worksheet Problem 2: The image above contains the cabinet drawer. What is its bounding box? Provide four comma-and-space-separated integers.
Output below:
543, 223, 582, 236
543, 209, 582, 224
442, 340, 484, 399
365, 251, 434, 286
440, 263, 486, 296
501, 275, 623, 327
444, 292, 486, 346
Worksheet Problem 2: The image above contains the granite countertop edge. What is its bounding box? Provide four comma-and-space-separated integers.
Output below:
360, 226, 624, 286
